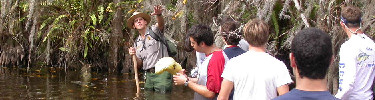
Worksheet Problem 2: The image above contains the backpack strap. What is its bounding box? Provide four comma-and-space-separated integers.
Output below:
148, 27, 167, 46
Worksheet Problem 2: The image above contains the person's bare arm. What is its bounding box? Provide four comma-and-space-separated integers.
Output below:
217, 79, 234, 100
173, 72, 215, 98
189, 77, 198, 83
189, 81, 216, 98
151, 5, 164, 31
277, 84, 289, 96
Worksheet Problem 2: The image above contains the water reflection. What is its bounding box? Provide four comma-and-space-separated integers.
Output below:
0, 67, 194, 99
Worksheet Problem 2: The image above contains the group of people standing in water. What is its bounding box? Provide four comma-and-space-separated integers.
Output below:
128, 4, 375, 100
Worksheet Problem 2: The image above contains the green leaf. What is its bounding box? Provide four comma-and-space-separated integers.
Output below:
19, 17, 26, 22
43, 37, 47, 42
40, 22, 47, 30
59, 47, 69, 52
106, 3, 114, 12
19, 1, 28, 12
90, 14, 97, 26
53, 15, 67, 25
38, 17, 53, 39
98, 6, 104, 24
271, 10, 279, 39
95, 36, 99, 40
82, 28, 89, 41
166, 4, 176, 11
43, 26, 59, 42
84, 44, 88, 58
89, 26, 95, 29
138, 0, 143, 3
69, 20, 77, 28
91, 31, 94, 41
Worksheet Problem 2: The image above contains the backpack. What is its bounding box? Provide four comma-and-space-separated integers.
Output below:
148, 27, 177, 57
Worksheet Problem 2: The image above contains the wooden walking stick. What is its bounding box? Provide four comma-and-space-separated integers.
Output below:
132, 53, 140, 97
129, 34, 140, 97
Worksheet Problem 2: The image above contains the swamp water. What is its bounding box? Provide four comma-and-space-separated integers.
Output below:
0, 67, 194, 100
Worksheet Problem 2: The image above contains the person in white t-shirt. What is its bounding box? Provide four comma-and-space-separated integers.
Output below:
183, 32, 205, 78
188, 51, 206, 78
335, 4, 375, 100
174, 25, 227, 100
218, 19, 292, 100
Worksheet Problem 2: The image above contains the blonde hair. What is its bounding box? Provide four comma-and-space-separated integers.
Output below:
243, 19, 269, 47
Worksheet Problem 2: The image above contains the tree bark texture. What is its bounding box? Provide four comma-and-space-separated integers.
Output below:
110, 0, 123, 73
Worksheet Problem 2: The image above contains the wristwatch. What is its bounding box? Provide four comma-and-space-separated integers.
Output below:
184, 77, 189, 86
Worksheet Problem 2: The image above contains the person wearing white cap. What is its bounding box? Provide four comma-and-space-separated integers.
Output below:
127, 5, 172, 93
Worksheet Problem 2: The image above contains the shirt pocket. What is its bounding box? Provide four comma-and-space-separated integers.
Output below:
135, 41, 146, 60
145, 36, 160, 54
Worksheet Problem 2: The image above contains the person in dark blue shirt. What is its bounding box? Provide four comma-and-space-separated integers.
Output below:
219, 18, 247, 100
273, 28, 339, 100
219, 19, 246, 60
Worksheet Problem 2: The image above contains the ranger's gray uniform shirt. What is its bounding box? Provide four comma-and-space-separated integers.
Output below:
135, 26, 168, 70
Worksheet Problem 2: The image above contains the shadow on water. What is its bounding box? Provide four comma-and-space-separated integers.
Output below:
0, 66, 194, 100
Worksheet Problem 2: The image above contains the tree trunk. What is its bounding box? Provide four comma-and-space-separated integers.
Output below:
27, 0, 38, 71
110, 0, 123, 73
0, 0, 12, 36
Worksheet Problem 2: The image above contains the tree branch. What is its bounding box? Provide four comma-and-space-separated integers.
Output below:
293, 0, 310, 27
363, 18, 375, 32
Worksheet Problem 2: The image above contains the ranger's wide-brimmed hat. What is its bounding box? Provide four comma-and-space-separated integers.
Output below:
127, 12, 151, 29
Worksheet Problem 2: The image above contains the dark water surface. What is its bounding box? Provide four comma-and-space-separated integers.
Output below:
0, 67, 194, 100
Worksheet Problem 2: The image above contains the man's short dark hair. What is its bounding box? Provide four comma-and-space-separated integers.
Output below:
220, 20, 242, 46
291, 27, 332, 79
341, 4, 362, 28
184, 34, 194, 52
187, 24, 214, 46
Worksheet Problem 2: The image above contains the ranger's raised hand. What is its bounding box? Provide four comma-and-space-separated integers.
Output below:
151, 5, 164, 16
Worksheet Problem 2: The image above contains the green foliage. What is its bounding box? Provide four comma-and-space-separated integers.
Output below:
187, 11, 197, 27
98, 6, 104, 24
59, 47, 69, 52
272, 1, 283, 39
38, 17, 53, 38
166, 4, 177, 12
84, 44, 88, 58
271, 11, 279, 39
269, 0, 285, 51
238, 6, 257, 24
309, 3, 320, 21
5, 0, 145, 67
34, 0, 142, 62
137, 0, 144, 3
19, 1, 28, 12
90, 14, 97, 26
241, 11, 252, 23
43, 14, 67, 42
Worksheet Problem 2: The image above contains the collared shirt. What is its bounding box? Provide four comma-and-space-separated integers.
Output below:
134, 26, 168, 70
